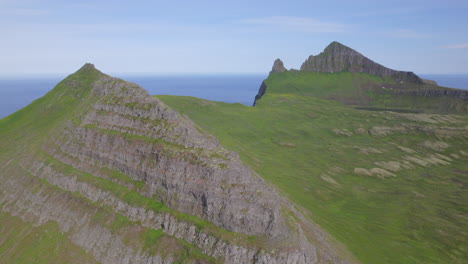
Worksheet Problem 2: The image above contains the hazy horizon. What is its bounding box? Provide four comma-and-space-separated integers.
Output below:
2, 71, 468, 79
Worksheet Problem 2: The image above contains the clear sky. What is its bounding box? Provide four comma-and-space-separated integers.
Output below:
1, 0, 467, 76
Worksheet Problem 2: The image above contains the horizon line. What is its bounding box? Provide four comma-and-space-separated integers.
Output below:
1, 72, 468, 79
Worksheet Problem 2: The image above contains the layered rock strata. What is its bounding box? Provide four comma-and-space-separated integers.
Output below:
300, 41, 423, 84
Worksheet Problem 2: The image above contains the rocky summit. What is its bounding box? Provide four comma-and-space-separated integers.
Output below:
0, 63, 351, 264
271, 58, 287, 73
300, 41, 423, 84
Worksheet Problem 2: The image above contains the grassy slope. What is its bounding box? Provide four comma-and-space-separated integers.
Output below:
0, 65, 99, 159
158, 72, 468, 264
0, 212, 98, 264
264, 71, 467, 112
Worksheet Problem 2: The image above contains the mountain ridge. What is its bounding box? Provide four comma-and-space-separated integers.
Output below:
254, 42, 468, 110
0, 64, 354, 264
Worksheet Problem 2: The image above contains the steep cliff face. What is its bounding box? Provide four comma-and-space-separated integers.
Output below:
0, 64, 352, 263
300, 41, 423, 84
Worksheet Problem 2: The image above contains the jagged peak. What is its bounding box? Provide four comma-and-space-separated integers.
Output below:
271, 58, 287, 73
321, 41, 359, 57
300, 41, 423, 83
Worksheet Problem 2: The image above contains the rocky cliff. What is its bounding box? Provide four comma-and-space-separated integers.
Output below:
300, 41, 423, 84
0, 64, 352, 263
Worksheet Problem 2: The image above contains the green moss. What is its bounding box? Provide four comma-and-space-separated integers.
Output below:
110, 214, 132, 231
144, 229, 164, 248
0, 212, 98, 264
101, 166, 145, 190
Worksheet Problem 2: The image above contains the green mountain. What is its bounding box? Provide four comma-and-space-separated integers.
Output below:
260, 42, 467, 113
1, 42, 467, 264
0, 63, 353, 264
158, 43, 468, 264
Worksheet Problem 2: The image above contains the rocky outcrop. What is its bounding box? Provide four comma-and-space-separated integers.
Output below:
271, 58, 287, 73
300, 41, 423, 84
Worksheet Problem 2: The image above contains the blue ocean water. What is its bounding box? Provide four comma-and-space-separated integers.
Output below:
419, 74, 468, 90
0, 74, 467, 119
0, 74, 266, 118
0, 78, 63, 119
120, 74, 266, 106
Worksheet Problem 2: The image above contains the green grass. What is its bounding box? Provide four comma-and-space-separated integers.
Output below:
0, 212, 97, 264
263, 71, 467, 112
0, 64, 100, 161
157, 71, 468, 264
144, 229, 164, 247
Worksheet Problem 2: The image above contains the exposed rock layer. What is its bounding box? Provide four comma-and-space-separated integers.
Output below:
300, 42, 423, 84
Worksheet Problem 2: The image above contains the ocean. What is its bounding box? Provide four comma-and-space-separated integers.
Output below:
0, 74, 466, 119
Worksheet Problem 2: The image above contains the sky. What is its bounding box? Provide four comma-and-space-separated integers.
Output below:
1, 0, 467, 76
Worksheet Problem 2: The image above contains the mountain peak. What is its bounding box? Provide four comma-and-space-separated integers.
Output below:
323, 41, 356, 55
271, 58, 287, 73
325, 41, 347, 49
77, 63, 96, 71
300, 42, 423, 84
73, 63, 104, 77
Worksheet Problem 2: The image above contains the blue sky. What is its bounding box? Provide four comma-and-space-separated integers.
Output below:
1, 0, 467, 76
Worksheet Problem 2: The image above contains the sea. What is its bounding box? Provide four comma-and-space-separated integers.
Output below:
0, 74, 467, 119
